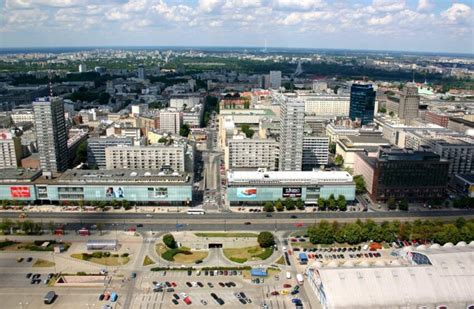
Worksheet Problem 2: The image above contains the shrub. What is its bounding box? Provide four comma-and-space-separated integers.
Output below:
91, 252, 103, 259
163, 233, 177, 249
103, 252, 111, 257
77, 272, 87, 275
112, 254, 119, 257
121, 253, 129, 257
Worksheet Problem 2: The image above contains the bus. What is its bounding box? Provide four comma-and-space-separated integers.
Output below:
187, 209, 206, 215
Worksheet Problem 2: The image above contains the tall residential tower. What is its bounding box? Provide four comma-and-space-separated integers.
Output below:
33, 97, 69, 175
279, 97, 305, 171
399, 82, 420, 125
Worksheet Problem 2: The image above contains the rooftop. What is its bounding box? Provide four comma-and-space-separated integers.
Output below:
0, 168, 42, 183
53, 169, 191, 184
227, 170, 353, 184
309, 244, 474, 308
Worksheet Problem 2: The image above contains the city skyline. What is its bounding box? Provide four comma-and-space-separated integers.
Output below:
1, 0, 473, 54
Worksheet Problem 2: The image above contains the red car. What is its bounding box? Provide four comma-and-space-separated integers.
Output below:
171, 282, 177, 287
283, 284, 292, 288
270, 291, 279, 296
183, 296, 192, 305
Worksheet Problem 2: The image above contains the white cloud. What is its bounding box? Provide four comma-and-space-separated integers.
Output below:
367, 14, 393, 25
123, 0, 149, 12
106, 9, 130, 21
5, 8, 48, 26
372, 0, 405, 12
6, 0, 83, 9
274, 0, 325, 10
416, 0, 432, 12
198, 0, 222, 13
441, 3, 472, 22
280, 10, 332, 25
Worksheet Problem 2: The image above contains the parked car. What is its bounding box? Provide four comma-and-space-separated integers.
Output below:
172, 299, 179, 305
173, 294, 180, 300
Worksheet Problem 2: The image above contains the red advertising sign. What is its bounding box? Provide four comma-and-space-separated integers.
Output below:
10, 186, 31, 198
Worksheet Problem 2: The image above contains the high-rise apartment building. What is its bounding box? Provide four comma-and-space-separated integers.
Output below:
33, 97, 69, 174
302, 135, 329, 170
299, 94, 350, 118
279, 97, 305, 171
349, 83, 376, 125
399, 83, 420, 125
159, 110, 181, 134
78, 64, 87, 73
0, 131, 22, 169
137, 65, 146, 80
269, 71, 282, 89
87, 136, 134, 169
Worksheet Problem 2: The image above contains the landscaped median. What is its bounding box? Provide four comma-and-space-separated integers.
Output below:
71, 251, 130, 266
0, 239, 71, 252
157, 233, 208, 264
194, 232, 258, 238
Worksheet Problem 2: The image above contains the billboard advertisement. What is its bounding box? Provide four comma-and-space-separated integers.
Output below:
148, 187, 168, 198
236, 188, 257, 199
282, 187, 302, 198
11, 186, 31, 198
105, 187, 124, 199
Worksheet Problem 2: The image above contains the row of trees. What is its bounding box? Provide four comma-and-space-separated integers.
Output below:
263, 198, 305, 212
307, 218, 474, 245
387, 197, 409, 211
317, 194, 347, 211
0, 219, 43, 235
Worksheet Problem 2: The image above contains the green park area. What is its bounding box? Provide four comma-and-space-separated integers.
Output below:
223, 231, 276, 263
157, 234, 208, 264
0, 240, 70, 252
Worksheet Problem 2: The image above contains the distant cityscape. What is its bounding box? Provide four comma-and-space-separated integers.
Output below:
0, 41, 473, 309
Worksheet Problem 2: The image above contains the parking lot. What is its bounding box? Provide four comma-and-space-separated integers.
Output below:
129, 270, 302, 308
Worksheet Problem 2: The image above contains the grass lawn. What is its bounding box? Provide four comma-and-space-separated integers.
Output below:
173, 251, 208, 263
194, 233, 258, 238
275, 255, 286, 265
291, 242, 320, 249
71, 253, 130, 266
32, 258, 55, 267
156, 243, 168, 256
0, 240, 70, 252
223, 246, 274, 263
143, 255, 155, 266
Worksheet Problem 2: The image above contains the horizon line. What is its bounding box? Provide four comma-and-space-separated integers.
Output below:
0, 45, 473, 57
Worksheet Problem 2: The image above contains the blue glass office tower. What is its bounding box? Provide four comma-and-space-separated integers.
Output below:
349, 83, 376, 125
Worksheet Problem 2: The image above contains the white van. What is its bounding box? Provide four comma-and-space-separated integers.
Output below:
286, 272, 292, 279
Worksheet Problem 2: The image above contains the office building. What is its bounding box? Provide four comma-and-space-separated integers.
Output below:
269, 71, 282, 89
33, 97, 69, 174
10, 108, 35, 124
137, 65, 146, 80
349, 83, 376, 125
131, 104, 148, 116
159, 110, 181, 134
425, 110, 450, 127
307, 245, 474, 309
87, 136, 133, 169
398, 83, 420, 125
225, 138, 278, 171
335, 134, 391, 169
300, 94, 350, 118
169, 94, 201, 109
226, 170, 355, 206
302, 135, 329, 170
105, 144, 185, 172
0, 131, 22, 169
354, 147, 449, 201
279, 97, 305, 171
78, 64, 87, 73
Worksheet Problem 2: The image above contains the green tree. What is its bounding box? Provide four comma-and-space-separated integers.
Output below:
387, 197, 397, 210
308, 220, 334, 244
342, 223, 364, 244
389, 111, 395, 117
337, 195, 347, 211
284, 198, 296, 211
72, 141, 88, 166
353, 175, 366, 194
327, 194, 337, 211
263, 202, 274, 212
275, 200, 284, 212
329, 142, 336, 155
179, 124, 190, 137
433, 224, 460, 245
317, 197, 326, 210
47, 221, 56, 234
257, 231, 275, 248
378, 106, 387, 113
158, 137, 168, 143
122, 199, 131, 210
98, 92, 110, 104
0, 218, 14, 234
240, 124, 254, 138
163, 233, 177, 249
334, 154, 344, 166
398, 199, 409, 211
295, 198, 305, 210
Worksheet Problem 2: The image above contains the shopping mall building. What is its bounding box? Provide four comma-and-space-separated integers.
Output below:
226, 170, 355, 206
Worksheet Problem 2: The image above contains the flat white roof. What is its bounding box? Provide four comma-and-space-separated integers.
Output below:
227, 170, 353, 184
310, 246, 474, 308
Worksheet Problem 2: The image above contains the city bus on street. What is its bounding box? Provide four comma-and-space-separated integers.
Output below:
187, 209, 206, 215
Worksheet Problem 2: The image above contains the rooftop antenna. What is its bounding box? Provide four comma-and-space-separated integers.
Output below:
412, 71, 415, 83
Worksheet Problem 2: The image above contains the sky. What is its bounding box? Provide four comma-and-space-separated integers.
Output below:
0, 0, 473, 54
